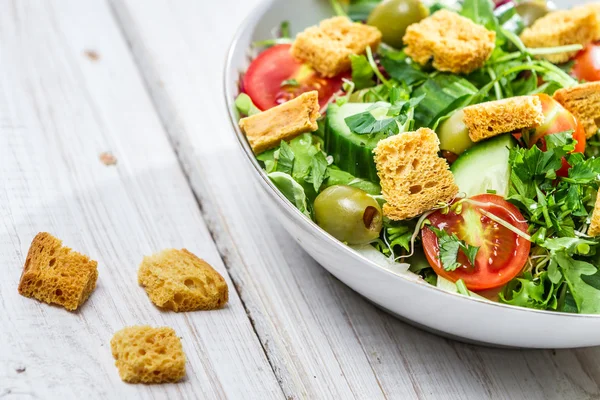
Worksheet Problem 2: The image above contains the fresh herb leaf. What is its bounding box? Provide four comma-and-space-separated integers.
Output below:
379, 57, 428, 87
276, 140, 295, 175
281, 79, 299, 87
429, 227, 480, 272
268, 172, 310, 217
280, 21, 291, 38
309, 151, 328, 192
413, 74, 478, 128
350, 54, 375, 90
235, 93, 261, 117
500, 272, 556, 310
555, 251, 600, 314
345, 110, 400, 135
460, 0, 496, 31
324, 167, 381, 195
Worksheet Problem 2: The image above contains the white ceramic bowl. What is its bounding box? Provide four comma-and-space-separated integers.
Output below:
224, 0, 600, 348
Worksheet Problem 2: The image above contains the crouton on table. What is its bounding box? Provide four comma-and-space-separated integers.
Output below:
462, 96, 545, 142
374, 128, 459, 220
18, 232, 98, 311
291, 16, 382, 77
238, 91, 320, 154
520, 8, 599, 63
138, 248, 228, 312
111, 326, 186, 384
402, 9, 496, 74
554, 82, 600, 138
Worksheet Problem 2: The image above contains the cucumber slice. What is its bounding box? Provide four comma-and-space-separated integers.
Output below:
325, 102, 392, 182
450, 134, 516, 198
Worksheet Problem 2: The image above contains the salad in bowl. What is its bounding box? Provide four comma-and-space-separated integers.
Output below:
233, 0, 600, 317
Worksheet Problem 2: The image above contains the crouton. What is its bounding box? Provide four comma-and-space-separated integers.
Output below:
520, 8, 599, 64
138, 248, 228, 312
576, 3, 600, 40
402, 9, 496, 74
588, 193, 600, 237
374, 128, 459, 220
239, 91, 320, 154
291, 16, 382, 77
554, 82, 600, 139
111, 326, 186, 384
18, 232, 98, 311
462, 96, 544, 142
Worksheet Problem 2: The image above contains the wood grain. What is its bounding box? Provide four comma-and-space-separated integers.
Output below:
0, 1, 282, 398
108, 0, 600, 399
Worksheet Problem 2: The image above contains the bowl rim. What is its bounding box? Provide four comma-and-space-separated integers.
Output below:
223, 0, 600, 319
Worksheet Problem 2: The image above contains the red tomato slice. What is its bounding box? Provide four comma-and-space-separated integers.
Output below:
529, 93, 586, 176
242, 44, 344, 111
422, 194, 531, 291
572, 42, 600, 82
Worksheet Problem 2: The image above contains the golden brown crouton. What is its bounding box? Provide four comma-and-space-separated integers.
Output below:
462, 96, 544, 142
554, 82, 600, 139
402, 9, 496, 74
291, 16, 382, 77
111, 326, 186, 384
18, 232, 98, 311
520, 8, 599, 63
239, 91, 320, 154
138, 248, 228, 312
576, 3, 600, 40
589, 194, 600, 237
374, 128, 459, 220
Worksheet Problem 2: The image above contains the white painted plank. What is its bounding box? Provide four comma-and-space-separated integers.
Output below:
0, 1, 282, 399
108, 0, 600, 398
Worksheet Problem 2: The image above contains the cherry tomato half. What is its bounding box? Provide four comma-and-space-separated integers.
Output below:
572, 42, 600, 82
242, 44, 344, 111
529, 93, 586, 176
422, 194, 531, 291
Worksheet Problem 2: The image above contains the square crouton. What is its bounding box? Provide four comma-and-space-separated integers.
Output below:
589, 194, 600, 237
554, 82, 600, 139
374, 128, 459, 220
111, 326, 186, 384
463, 96, 544, 142
402, 9, 496, 74
18, 232, 98, 311
520, 8, 599, 64
138, 248, 228, 312
239, 91, 320, 154
291, 16, 382, 77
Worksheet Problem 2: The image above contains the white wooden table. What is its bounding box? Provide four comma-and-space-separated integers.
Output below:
2, 0, 600, 399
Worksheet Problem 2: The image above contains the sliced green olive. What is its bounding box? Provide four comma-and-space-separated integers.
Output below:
516, 0, 552, 27
366, 0, 429, 49
314, 185, 383, 245
437, 109, 474, 155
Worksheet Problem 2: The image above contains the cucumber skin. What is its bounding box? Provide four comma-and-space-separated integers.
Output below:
450, 134, 517, 198
324, 103, 385, 182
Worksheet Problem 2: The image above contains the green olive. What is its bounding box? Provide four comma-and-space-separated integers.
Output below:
314, 185, 383, 245
437, 109, 474, 155
516, 0, 552, 27
367, 0, 429, 49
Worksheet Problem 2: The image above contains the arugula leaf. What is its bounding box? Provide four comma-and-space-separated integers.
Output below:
555, 251, 600, 313
308, 151, 328, 192
500, 272, 556, 310
268, 172, 311, 217
460, 0, 496, 31
413, 74, 478, 128
324, 167, 381, 195
345, 110, 400, 136
275, 140, 294, 175
428, 227, 480, 272
350, 54, 375, 90
234, 93, 261, 117
344, 95, 423, 136
379, 56, 428, 87
281, 79, 299, 87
